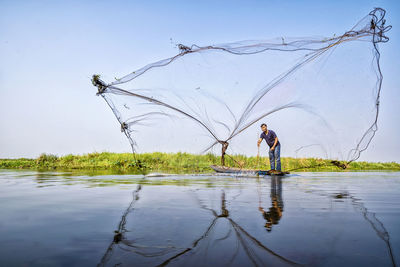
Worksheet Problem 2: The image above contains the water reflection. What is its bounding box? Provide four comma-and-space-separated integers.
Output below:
98, 179, 299, 266
259, 177, 283, 231
98, 184, 143, 266
332, 191, 397, 267
304, 185, 397, 267
1, 170, 398, 266
95, 174, 399, 266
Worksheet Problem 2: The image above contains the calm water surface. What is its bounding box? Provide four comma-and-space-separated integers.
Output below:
0, 170, 399, 266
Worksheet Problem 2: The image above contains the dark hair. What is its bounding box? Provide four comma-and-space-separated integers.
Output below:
260, 123, 267, 127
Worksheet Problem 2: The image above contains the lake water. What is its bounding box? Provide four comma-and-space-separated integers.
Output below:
0, 170, 399, 267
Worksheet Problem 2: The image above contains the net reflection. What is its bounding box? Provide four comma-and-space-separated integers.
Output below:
303, 186, 397, 267
97, 180, 299, 266
158, 186, 298, 266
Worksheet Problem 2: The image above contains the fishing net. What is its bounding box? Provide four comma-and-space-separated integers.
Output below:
92, 8, 391, 167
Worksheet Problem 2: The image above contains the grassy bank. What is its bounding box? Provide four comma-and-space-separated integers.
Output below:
1, 152, 399, 173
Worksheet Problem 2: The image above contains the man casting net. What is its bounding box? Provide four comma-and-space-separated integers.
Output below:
92, 8, 391, 170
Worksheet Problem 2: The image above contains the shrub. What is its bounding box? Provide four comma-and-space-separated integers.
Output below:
36, 153, 58, 165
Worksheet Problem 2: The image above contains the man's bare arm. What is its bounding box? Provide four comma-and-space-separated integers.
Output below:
257, 138, 262, 147
271, 137, 278, 150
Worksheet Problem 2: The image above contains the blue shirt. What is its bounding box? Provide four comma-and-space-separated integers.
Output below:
260, 130, 279, 148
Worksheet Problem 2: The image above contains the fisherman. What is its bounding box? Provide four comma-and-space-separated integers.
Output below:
257, 123, 281, 172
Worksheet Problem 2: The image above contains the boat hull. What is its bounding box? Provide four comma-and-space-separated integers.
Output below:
210, 165, 289, 176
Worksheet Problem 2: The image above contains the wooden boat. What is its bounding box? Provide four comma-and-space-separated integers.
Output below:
210, 165, 289, 176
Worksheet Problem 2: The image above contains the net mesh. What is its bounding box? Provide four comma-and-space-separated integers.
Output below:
92, 8, 391, 168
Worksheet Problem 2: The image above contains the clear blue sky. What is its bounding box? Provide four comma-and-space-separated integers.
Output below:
0, 0, 399, 162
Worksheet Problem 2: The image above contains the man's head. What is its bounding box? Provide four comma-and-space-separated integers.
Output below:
261, 123, 268, 132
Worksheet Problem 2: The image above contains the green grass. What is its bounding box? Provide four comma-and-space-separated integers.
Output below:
0, 152, 399, 173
